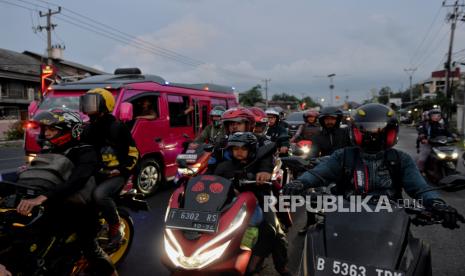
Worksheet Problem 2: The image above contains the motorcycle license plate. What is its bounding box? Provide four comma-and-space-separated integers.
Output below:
177, 154, 198, 163
314, 256, 405, 276
165, 208, 220, 233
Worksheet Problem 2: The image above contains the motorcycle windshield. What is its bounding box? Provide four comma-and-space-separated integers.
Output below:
322, 205, 409, 269
183, 175, 232, 212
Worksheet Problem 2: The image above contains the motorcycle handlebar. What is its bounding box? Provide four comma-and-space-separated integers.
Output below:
238, 180, 273, 186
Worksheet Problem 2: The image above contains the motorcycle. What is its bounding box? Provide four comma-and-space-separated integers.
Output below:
0, 178, 148, 275
174, 143, 214, 186
296, 175, 465, 276
162, 175, 271, 274
424, 135, 459, 183
289, 140, 313, 160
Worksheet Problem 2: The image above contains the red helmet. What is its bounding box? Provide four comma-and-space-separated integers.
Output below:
249, 107, 268, 136
222, 107, 255, 133
303, 109, 319, 120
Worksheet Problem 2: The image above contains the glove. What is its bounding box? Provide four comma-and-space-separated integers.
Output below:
283, 180, 305, 195
429, 200, 465, 229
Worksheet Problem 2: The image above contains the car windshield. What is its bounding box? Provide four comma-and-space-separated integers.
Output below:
286, 112, 303, 121
38, 95, 81, 110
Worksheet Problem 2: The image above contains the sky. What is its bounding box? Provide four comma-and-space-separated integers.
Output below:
2, 0, 465, 105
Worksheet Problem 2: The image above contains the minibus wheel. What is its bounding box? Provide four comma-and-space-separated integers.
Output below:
136, 158, 162, 195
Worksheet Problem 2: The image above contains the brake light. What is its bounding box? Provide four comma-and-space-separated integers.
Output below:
24, 121, 39, 129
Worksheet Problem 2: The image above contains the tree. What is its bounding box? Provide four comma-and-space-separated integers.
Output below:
378, 86, 393, 105
239, 85, 264, 106
301, 96, 320, 108
271, 93, 299, 102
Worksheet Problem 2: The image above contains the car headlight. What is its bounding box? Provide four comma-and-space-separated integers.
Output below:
452, 151, 459, 159
164, 203, 247, 269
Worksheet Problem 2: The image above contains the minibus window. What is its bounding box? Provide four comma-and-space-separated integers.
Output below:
168, 95, 192, 127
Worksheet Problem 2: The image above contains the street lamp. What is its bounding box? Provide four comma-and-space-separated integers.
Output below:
328, 73, 336, 106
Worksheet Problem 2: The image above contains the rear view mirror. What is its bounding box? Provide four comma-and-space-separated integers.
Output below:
438, 174, 465, 192
28, 100, 39, 117
118, 102, 133, 122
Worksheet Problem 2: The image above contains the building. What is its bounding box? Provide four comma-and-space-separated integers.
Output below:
421, 68, 461, 99
0, 48, 106, 140
0, 48, 105, 120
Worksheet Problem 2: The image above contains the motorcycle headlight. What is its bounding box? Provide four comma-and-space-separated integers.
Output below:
433, 148, 447, 159
452, 150, 459, 159
301, 146, 310, 154
164, 203, 247, 269
25, 153, 37, 164
177, 167, 199, 176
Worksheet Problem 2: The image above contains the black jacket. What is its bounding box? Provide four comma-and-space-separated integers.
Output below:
81, 114, 139, 177
266, 124, 290, 148
214, 143, 275, 179
311, 127, 351, 157
418, 121, 452, 139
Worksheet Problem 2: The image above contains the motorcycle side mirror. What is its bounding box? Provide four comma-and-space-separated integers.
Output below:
28, 100, 39, 117
204, 144, 214, 152
177, 159, 188, 169
118, 102, 133, 122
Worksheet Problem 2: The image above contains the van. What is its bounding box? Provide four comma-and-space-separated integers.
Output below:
25, 68, 238, 195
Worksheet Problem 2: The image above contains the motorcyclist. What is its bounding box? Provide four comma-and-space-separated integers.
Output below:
311, 106, 351, 157
206, 107, 256, 173
193, 105, 226, 145
79, 88, 139, 248
416, 111, 430, 153
15, 108, 116, 275
265, 108, 290, 156
290, 109, 320, 143
274, 106, 289, 130
416, 109, 454, 172
284, 103, 464, 230
214, 132, 290, 276
249, 107, 273, 147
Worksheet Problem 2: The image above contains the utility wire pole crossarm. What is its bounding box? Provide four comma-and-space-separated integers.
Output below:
37, 7, 62, 65
262, 79, 271, 108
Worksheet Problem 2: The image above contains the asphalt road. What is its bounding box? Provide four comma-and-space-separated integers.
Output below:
1, 126, 464, 275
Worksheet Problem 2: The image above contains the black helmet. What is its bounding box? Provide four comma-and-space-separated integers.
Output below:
32, 108, 83, 148
226, 132, 258, 159
318, 106, 343, 128
351, 103, 399, 153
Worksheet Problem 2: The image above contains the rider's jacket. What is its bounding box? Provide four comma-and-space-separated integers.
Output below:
266, 124, 290, 148
418, 121, 452, 139
293, 123, 320, 141
81, 114, 139, 178
194, 124, 225, 145
311, 127, 351, 157
297, 147, 440, 203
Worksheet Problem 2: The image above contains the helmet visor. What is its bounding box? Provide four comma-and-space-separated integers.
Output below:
79, 94, 101, 115
356, 122, 388, 133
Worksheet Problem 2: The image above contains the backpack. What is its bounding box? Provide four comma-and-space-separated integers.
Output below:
18, 146, 96, 205
340, 147, 402, 198
18, 151, 75, 192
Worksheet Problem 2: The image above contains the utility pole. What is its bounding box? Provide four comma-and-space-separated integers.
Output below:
37, 7, 61, 65
404, 68, 417, 102
262, 79, 271, 107
443, 0, 465, 119
328, 73, 336, 106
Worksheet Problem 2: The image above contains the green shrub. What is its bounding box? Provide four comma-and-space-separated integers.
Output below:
3, 120, 24, 140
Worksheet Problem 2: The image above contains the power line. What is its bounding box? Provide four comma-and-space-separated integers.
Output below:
408, 4, 444, 67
